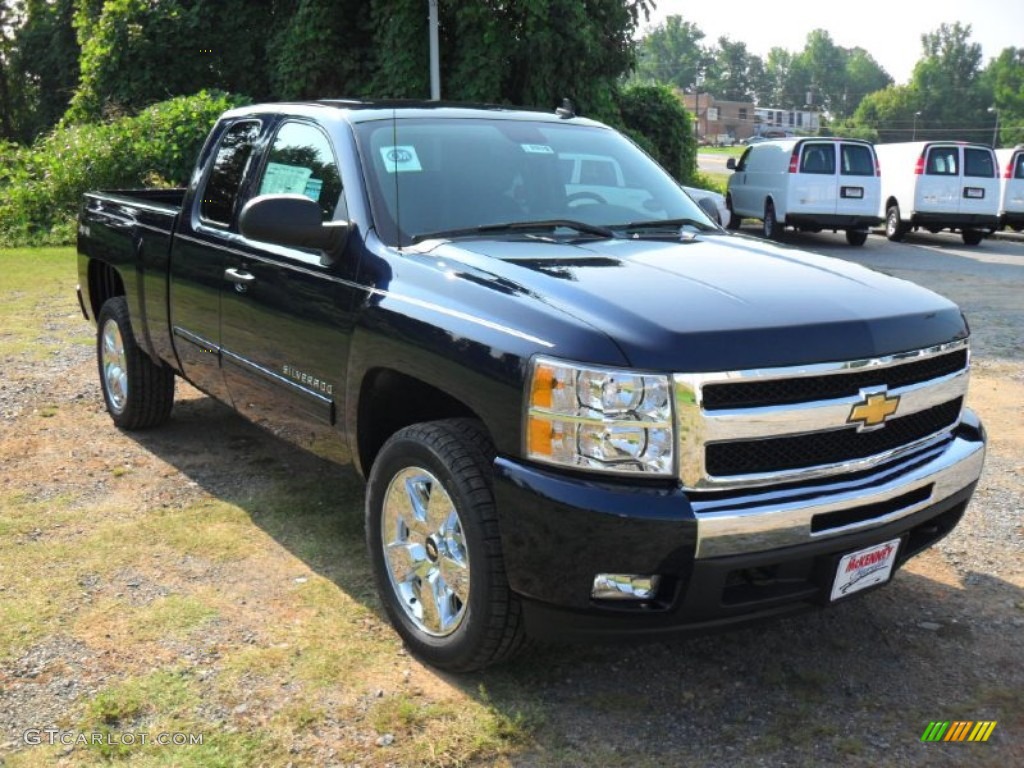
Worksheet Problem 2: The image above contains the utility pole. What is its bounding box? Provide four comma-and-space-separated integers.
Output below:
428, 0, 440, 100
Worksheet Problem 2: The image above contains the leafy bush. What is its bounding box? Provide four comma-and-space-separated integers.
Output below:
617, 84, 697, 184
0, 91, 247, 247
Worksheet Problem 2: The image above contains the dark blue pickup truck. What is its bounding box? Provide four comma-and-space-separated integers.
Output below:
77, 101, 986, 671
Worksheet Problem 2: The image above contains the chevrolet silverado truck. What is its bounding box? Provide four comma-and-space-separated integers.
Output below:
77, 101, 986, 671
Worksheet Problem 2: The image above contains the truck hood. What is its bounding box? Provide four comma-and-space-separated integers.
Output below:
426, 233, 968, 371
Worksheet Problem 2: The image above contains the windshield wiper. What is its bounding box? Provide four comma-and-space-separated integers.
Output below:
412, 219, 616, 243
615, 217, 716, 236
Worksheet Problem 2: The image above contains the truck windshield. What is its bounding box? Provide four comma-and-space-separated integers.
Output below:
353, 117, 712, 246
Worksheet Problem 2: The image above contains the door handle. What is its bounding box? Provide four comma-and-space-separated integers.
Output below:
224, 268, 255, 285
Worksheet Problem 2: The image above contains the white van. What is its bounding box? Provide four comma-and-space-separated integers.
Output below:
995, 145, 1024, 231
725, 138, 881, 246
874, 141, 1000, 245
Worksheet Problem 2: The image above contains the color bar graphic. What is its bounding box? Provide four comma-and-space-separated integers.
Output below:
921, 720, 996, 742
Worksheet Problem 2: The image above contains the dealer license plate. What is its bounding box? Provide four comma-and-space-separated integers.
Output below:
831, 538, 900, 601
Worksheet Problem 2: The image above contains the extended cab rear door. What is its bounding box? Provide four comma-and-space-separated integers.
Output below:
169, 117, 265, 405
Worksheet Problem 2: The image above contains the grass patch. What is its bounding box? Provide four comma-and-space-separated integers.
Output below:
699, 145, 745, 156
0, 247, 81, 359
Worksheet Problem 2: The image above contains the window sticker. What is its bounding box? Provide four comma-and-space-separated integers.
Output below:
380, 145, 423, 173
521, 144, 555, 155
302, 178, 323, 201
260, 162, 313, 195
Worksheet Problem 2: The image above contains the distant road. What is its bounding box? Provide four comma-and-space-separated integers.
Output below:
698, 152, 733, 174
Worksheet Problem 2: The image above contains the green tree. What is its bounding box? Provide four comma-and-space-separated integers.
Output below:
11, 0, 80, 138
703, 37, 761, 102
982, 47, 1024, 146
908, 22, 991, 140
635, 14, 708, 91
0, 0, 20, 139
617, 83, 695, 183
67, 0, 275, 123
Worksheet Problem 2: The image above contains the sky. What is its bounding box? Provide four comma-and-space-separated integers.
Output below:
642, 0, 1024, 85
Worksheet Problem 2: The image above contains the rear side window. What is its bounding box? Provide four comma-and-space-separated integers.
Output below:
1015, 154, 1024, 180
964, 148, 995, 178
200, 120, 261, 226
925, 147, 958, 176
840, 144, 874, 176
800, 144, 835, 174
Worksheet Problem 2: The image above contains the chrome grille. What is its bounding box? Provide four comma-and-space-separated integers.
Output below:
675, 340, 970, 491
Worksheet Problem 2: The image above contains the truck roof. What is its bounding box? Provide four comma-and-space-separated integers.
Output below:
220, 99, 608, 128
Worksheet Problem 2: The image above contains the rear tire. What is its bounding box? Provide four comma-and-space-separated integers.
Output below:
97, 297, 175, 430
885, 203, 906, 242
845, 229, 869, 246
763, 200, 782, 241
366, 419, 525, 671
961, 228, 984, 246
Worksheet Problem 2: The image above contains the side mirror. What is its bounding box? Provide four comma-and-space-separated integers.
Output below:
239, 194, 349, 261
726, 158, 737, 171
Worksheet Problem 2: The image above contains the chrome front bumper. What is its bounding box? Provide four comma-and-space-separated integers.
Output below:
691, 414, 985, 558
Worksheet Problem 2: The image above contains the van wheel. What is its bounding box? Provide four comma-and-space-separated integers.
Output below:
845, 229, 868, 246
961, 229, 984, 246
97, 297, 175, 430
763, 201, 782, 241
885, 204, 907, 241
725, 197, 741, 230
366, 419, 525, 671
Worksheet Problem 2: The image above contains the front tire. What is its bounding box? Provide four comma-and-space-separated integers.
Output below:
885, 203, 907, 242
724, 196, 741, 230
97, 297, 175, 429
845, 229, 869, 246
366, 419, 525, 671
763, 200, 782, 241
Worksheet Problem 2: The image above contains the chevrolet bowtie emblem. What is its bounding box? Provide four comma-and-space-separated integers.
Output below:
848, 391, 900, 430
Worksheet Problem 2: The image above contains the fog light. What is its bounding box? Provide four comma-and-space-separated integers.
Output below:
592, 573, 661, 601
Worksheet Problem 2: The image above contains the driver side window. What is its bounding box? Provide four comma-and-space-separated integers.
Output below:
256, 121, 343, 220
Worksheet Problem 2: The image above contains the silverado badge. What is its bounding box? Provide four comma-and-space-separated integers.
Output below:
848, 390, 900, 431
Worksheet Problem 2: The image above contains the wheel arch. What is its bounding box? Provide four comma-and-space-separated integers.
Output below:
87, 260, 126, 320
354, 367, 489, 478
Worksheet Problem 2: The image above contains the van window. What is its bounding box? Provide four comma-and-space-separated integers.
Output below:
841, 144, 874, 176
800, 144, 835, 174
926, 147, 958, 176
963, 148, 995, 178
1015, 153, 1024, 180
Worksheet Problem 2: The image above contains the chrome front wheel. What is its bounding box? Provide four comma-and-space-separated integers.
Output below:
381, 467, 471, 637
366, 419, 525, 671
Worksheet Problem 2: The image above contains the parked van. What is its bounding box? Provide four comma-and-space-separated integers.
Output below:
874, 141, 1000, 245
725, 138, 881, 246
995, 145, 1024, 231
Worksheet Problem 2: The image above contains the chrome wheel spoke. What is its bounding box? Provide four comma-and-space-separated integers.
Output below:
439, 553, 469, 604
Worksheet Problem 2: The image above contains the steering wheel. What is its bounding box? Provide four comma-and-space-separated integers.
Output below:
566, 191, 607, 207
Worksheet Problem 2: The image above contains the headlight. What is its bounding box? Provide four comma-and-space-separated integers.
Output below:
525, 357, 674, 476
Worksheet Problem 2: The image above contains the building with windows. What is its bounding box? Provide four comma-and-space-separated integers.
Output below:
679, 94, 756, 144
753, 107, 821, 137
